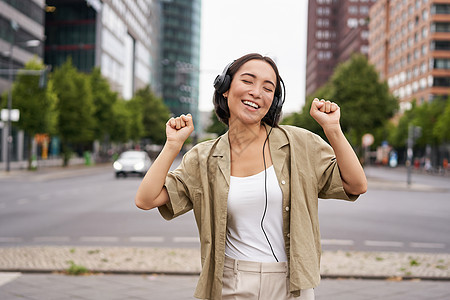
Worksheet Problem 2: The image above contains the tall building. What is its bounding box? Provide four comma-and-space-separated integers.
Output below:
369, 0, 450, 112
306, 0, 377, 97
160, 0, 201, 131
0, 0, 46, 164
0, 0, 45, 93
45, 0, 161, 99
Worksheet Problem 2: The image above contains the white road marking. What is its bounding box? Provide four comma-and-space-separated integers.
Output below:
364, 240, 404, 247
173, 237, 200, 243
79, 236, 119, 242
321, 239, 355, 246
129, 236, 164, 243
410, 242, 446, 249
38, 194, 50, 200
17, 198, 30, 205
0, 272, 21, 287
0, 237, 23, 243
33, 236, 71, 242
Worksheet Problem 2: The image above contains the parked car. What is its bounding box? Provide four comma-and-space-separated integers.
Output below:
113, 150, 152, 178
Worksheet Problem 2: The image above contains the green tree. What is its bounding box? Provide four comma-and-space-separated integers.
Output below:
110, 99, 132, 143
52, 59, 95, 166
281, 83, 332, 141
388, 103, 417, 148
412, 99, 442, 147
330, 54, 398, 148
205, 110, 228, 136
130, 85, 170, 145
11, 58, 57, 169
433, 96, 450, 142
89, 68, 118, 143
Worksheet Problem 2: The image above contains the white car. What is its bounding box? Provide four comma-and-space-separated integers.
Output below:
113, 150, 152, 178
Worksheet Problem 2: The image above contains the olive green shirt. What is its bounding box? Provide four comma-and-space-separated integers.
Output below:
159, 124, 358, 299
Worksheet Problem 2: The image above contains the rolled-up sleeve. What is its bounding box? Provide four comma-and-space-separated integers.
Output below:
313, 134, 359, 202
158, 151, 198, 220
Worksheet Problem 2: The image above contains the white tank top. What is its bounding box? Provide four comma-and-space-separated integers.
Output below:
225, 165, 287, 262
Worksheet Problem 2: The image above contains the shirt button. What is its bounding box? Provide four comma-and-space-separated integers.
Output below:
287, 233, 290, 238
281, 180, 286, 185
285, 206, 290, 212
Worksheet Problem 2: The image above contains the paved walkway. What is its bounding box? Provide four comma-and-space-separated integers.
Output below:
1, 272, 449, 300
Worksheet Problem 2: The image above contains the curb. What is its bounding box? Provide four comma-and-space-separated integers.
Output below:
0, 247, 448, 280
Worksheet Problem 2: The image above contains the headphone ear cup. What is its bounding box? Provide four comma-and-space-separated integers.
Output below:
267, 96, 282, 118
214, 74, 230, 94
216, 75, 231, 94
214, 61, 234, 94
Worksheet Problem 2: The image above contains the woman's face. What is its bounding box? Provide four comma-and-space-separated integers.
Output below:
224, 59, 277, 126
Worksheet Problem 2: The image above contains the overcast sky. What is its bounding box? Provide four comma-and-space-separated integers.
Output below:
199, 0, 309, 113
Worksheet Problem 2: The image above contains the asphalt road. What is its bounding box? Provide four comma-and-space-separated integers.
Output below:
0, 162, 449, 253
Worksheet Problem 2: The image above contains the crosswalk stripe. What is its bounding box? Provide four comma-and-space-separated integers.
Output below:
364, 240, 404, 247
173, 237, 200, 243
129, 237, 164, 243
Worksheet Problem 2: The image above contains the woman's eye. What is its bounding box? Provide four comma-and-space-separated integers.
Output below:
242, 80, 252, 84
264, 87, 273, 92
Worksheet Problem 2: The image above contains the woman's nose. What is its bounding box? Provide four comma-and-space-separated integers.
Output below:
248, 85, 262, 98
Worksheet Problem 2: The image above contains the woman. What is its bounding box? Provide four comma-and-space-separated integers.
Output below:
135, 53, 367, 299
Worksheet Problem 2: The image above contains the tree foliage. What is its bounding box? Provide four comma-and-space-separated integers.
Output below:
129, 85, 170, 144
52, 58, 95, 165
206, 110, 228, 136
11, 58, 57, 169
283, 54, 398, 149
434, 96, 450, 142
90, 67, 118, 142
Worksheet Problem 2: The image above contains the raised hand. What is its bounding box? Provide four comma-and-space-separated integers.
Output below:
309, 98, 340, 130
166, 114, 195, 148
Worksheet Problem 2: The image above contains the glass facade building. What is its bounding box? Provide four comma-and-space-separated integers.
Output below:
0, 0, 46, 164
45, 0, 160, 99
161, 0, 201, 131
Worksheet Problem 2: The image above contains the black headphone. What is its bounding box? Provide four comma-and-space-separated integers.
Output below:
213, 61, 285, 124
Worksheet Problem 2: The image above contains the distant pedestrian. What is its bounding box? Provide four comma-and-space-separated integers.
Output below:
135, 53, 367, 299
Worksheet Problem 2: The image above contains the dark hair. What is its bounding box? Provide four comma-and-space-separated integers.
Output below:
213, 53, 283, 126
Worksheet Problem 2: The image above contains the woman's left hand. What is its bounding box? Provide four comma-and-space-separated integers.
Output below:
310, 98, 340, 129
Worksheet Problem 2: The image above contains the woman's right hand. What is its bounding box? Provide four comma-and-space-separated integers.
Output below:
166, 114, 194, 148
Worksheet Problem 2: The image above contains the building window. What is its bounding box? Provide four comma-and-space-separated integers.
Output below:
431, 4, 450, 14
432, 22, 450, 32
434, 58, 450, 69
422, 9, 428, 20
360, 6, 369, 15
347, 18, 358, 28
432, 40, 450, 50
433, 77, 450, 86
361, 30, 369, 39
349, 6, 358, 14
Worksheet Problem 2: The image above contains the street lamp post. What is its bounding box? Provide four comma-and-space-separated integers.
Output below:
6, 21, 18, 172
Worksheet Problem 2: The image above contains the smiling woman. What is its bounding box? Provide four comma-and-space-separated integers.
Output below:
135, 53, 367, 300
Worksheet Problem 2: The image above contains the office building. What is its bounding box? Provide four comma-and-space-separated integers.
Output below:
45, 0, 161, 99
306, 0, 377, 97
0, 0, 46, 164
369, 0, 450, 111
160, 0, 201, 130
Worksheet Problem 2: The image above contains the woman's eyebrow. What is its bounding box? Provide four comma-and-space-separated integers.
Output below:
240, 72, 275, 87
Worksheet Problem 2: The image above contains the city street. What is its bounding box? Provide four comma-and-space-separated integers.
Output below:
0, 162, 449, 254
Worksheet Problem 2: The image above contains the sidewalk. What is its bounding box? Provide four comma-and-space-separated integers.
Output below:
1, 272, 449, 300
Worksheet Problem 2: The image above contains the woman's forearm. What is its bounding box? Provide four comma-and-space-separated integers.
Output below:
323, 125, 368, 195
135, 142, 182, 210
